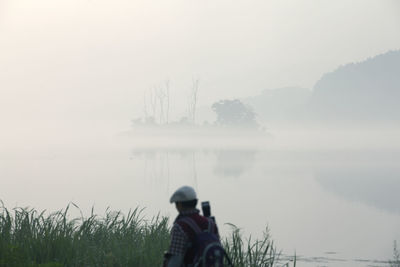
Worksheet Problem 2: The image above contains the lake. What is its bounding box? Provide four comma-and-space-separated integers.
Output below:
1, 126, 399, 266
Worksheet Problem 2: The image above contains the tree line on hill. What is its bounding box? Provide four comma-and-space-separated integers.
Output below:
245, 50, 400, 123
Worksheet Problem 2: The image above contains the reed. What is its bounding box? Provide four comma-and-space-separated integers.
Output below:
223, 223, 295, 267
390, 240, 400, 267
0, 204, 294, 267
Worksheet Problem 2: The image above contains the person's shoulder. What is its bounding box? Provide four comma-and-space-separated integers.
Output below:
171, 221, 186, 235
193, 213, 212, 224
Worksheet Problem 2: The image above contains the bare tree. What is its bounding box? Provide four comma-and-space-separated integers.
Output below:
165, 80, 170, 124
149, 87, 157, 120
156, 86, 165, 124
154, 80, 171, 125
142, 87, 157, 124
156, 80, 171, 125
142, 80, 171, 125
143, 93, 148, 121
188, 78, 199, 124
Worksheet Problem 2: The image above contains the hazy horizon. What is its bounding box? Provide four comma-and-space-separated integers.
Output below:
1, 0, 400, 136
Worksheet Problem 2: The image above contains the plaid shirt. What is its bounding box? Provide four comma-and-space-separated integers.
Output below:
168, 209, 200, 255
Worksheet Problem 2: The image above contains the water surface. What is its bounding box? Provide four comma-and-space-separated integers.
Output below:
1, 130, 399, 266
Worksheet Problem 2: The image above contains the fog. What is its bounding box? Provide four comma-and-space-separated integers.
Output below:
1, 0, 400, 132
1, 1, 400, 266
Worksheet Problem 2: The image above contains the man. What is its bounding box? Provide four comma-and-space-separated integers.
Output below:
165, 185, 220, 267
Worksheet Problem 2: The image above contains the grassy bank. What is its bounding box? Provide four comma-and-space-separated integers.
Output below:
0, 204, 293, 267
390, 241, 400, 267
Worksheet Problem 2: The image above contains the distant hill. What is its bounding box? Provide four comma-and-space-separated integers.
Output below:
309, 50, 400, 121
243, 87, 311, 123
244, 50, 400, 123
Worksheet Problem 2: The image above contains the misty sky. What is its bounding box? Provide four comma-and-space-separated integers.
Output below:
1, 0, 399, 131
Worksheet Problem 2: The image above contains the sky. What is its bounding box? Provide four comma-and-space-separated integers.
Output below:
0, 0, 399, 133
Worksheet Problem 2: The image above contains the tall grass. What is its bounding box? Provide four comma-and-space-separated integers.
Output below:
0, 204, 294, 267
390, 240, 400, 267
0, 204, 169, 267
223, 224, 295, 267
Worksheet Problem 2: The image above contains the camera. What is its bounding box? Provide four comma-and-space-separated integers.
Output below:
201, 201, 211, 217
201, 201, 215, 222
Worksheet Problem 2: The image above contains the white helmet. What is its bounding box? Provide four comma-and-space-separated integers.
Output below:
170, 185, 197, 203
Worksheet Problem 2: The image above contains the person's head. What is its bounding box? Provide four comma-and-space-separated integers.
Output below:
170, 186, 198, 212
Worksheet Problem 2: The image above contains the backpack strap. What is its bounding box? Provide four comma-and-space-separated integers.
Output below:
206, 218, 214, 233
178, 216, 202, 234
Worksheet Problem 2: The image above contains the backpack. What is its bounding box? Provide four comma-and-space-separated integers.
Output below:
179, 217, 233, 267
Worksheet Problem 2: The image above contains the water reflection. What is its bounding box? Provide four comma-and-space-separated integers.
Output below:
131, 148, 171, 186
131, 148, 257, 179
132, 148, 400, 214
316, 164, 400, 214
213, 150, 256, 177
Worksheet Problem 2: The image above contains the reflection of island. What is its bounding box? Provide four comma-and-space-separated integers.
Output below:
316, 165, 400, 214
213, 150, 257, 177
131, 148, 257, 180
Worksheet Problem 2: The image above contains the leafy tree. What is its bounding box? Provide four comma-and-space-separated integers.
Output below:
212, 99, 258, 128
